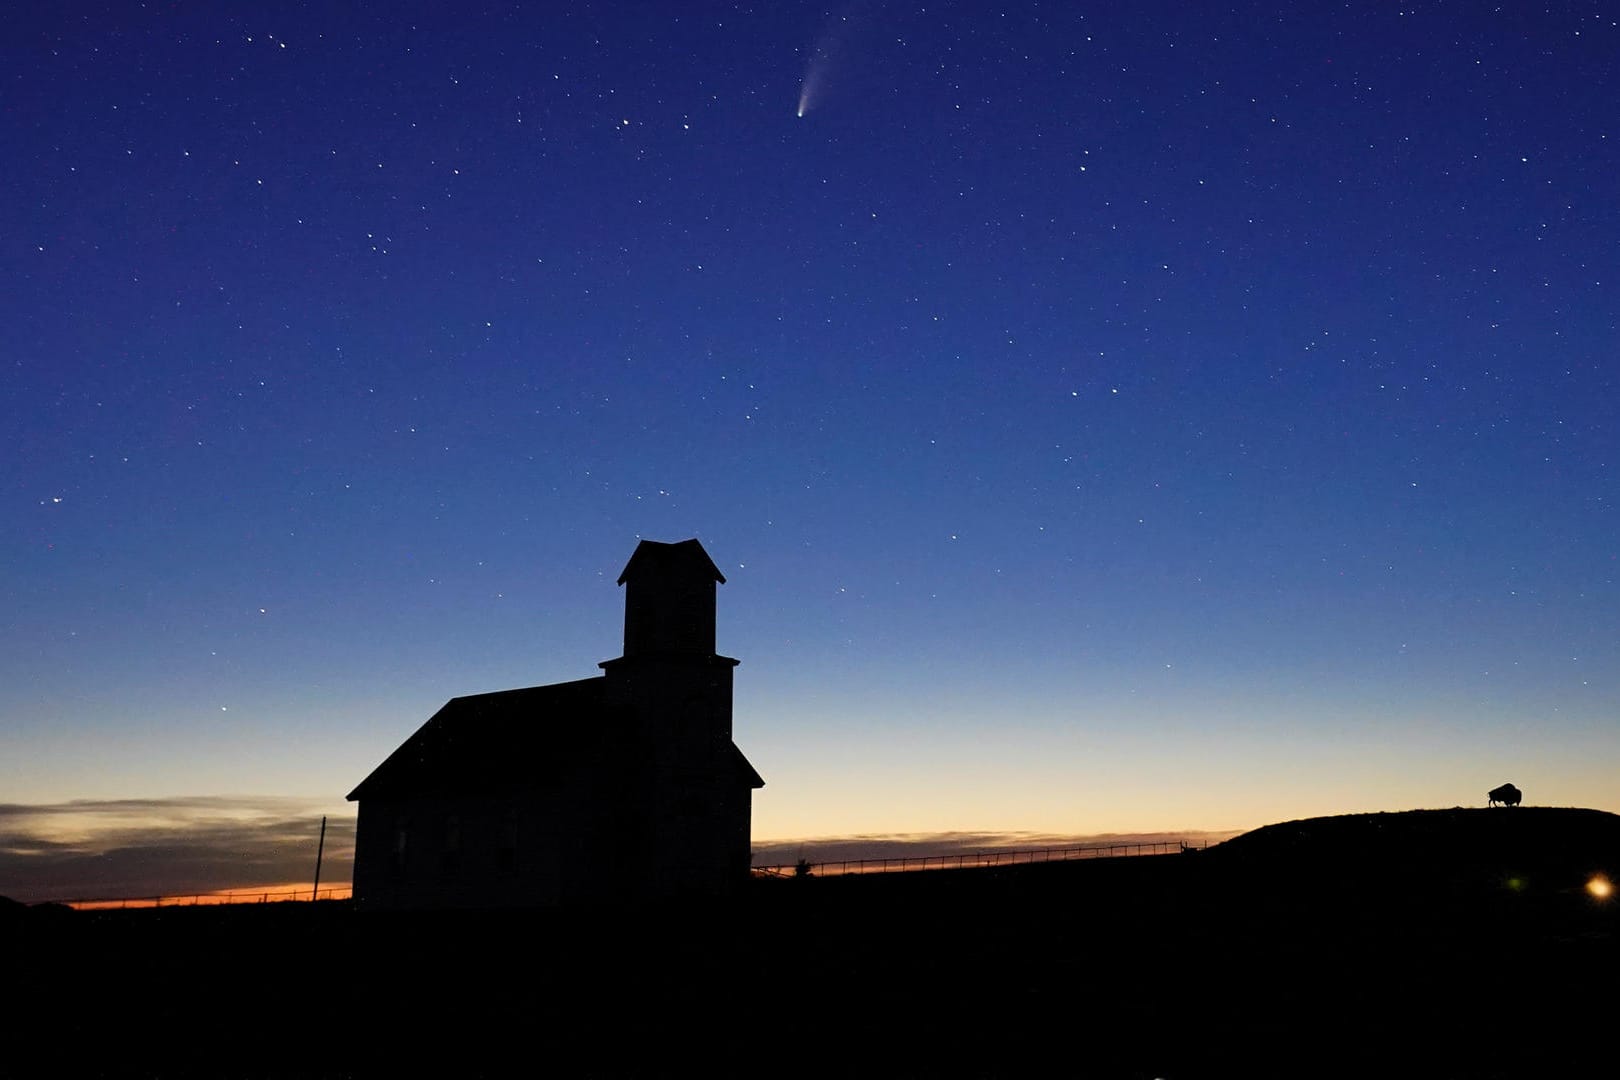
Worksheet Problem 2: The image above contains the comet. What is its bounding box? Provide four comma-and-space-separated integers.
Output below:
796, 3, 861, 118
796, 59, 823, 118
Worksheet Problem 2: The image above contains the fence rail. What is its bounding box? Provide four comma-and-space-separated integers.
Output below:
753, 839, 1204, 878
50, 840, 1203, 906
62, 885, 352, 910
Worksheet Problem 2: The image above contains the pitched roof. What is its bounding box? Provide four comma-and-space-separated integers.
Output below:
731, 743, 766, 789
345, 677, 627, 801
617, 538, 725, 586
346, 674, 765, 800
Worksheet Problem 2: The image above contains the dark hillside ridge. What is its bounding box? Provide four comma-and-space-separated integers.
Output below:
13, 808, 1618, 1077
1212, 806, 1620, 884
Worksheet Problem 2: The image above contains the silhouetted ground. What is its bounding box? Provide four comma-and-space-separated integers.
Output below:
10, 807, 1618, 1077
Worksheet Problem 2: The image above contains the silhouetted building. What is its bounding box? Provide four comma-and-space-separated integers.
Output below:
347, 539, 764, 908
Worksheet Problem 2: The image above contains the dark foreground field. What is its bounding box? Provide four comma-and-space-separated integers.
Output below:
9, 807, 1619, 1078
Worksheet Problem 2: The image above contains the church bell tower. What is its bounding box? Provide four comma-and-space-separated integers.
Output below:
599, 537, 756, 895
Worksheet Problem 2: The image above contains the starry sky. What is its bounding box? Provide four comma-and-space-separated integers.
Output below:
5, 3, 1617, 895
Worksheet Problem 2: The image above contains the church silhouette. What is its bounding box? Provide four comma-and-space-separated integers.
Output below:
347, 539, 764, 908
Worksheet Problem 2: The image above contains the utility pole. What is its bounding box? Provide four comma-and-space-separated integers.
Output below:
312, 815, 327, 902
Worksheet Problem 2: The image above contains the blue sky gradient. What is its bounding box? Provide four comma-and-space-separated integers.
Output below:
4, 4, 1616, 876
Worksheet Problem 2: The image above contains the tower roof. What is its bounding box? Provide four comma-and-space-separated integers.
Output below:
616, 538, 725, 586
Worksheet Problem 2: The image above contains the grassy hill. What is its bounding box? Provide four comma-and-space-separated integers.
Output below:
1214, 805, 1620, 875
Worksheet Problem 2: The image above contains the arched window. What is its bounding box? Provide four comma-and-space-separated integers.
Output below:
393, 818, 410, 872
442, 814, 462, 873
497, 807, 518, 872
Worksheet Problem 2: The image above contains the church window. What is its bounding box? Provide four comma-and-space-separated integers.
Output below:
393, 818, 410, 871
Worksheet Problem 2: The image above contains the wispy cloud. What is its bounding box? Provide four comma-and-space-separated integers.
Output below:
0, 796, 352, 903
750, 829, 1242, 868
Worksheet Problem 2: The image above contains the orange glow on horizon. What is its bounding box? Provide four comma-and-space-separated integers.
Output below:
68, 882, 351, 910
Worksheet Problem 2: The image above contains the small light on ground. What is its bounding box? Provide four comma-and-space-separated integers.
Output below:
1587, 875, 1613, 900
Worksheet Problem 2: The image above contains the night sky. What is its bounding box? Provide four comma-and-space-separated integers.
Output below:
5, 3, 1617, 895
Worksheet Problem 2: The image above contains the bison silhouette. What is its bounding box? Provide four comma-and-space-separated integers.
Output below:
1487, 782, 1522, 807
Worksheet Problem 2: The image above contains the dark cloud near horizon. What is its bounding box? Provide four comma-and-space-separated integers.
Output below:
0, 796, 353, 903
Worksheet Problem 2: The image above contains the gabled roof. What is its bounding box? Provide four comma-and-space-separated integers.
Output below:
617, 538, 725, 586
346, 674, 766, 800
346, 677, 627, 801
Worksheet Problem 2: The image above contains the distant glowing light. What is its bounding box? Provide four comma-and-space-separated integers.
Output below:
1587, 875, 1613, 900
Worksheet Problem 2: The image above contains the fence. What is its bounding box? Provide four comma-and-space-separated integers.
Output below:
64, 885, 352, 910
53, 840, 1203, 906
752, 839, 1204, 878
